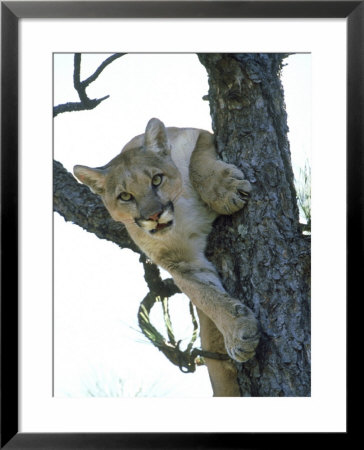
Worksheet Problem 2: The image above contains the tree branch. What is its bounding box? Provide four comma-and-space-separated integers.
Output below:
139, 253, 181, 298
82, 53, 126, 88
53, 53, 125, 117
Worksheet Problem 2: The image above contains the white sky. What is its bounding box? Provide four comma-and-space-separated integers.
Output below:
53, 53, 311, 398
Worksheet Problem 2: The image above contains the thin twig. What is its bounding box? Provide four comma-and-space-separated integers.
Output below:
82, 53, 126, 88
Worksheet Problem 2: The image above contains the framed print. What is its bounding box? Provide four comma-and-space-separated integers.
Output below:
1, 1, 359, 448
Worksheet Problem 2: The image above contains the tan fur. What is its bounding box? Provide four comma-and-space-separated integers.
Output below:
74, 118, 259, 397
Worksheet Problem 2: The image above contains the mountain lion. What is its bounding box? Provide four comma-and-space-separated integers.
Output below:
74, 118, 260, 396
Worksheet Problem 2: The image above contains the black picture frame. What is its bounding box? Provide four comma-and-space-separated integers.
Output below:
1, 1, 359, 448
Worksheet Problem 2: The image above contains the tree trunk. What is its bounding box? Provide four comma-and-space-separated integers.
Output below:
198, 54, 311, 396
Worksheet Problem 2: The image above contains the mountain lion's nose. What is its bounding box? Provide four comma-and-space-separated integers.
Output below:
149, 211, 162, 221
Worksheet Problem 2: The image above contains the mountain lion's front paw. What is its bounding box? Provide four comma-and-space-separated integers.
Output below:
212, 165, 252, 215
223, 306, 260, 362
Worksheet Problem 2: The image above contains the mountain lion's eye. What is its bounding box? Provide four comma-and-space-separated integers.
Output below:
152, 174, 163, 187
118, 192, 133, 202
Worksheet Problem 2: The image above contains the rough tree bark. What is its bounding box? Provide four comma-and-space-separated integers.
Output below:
198, 54, 311, 396
54, 53, 310, 397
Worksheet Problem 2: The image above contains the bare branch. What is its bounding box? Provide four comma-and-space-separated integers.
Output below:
53, 97, 110, 116
82, 53, 126, 88
139, 253, 181, 298
53, 53, 125, 117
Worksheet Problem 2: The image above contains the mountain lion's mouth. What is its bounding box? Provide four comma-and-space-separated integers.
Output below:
150, 220, 173, 234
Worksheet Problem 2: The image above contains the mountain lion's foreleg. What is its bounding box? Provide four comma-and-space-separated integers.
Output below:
189, 131, 252, 215
169, 260, 259, 364
197, 308, 241, 396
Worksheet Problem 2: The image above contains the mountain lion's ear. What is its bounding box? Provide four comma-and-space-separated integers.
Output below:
73, 165, 106, 195
144, 118, 170, 156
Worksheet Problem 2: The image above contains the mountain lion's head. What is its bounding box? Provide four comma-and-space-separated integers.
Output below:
74, 118, 182, 236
